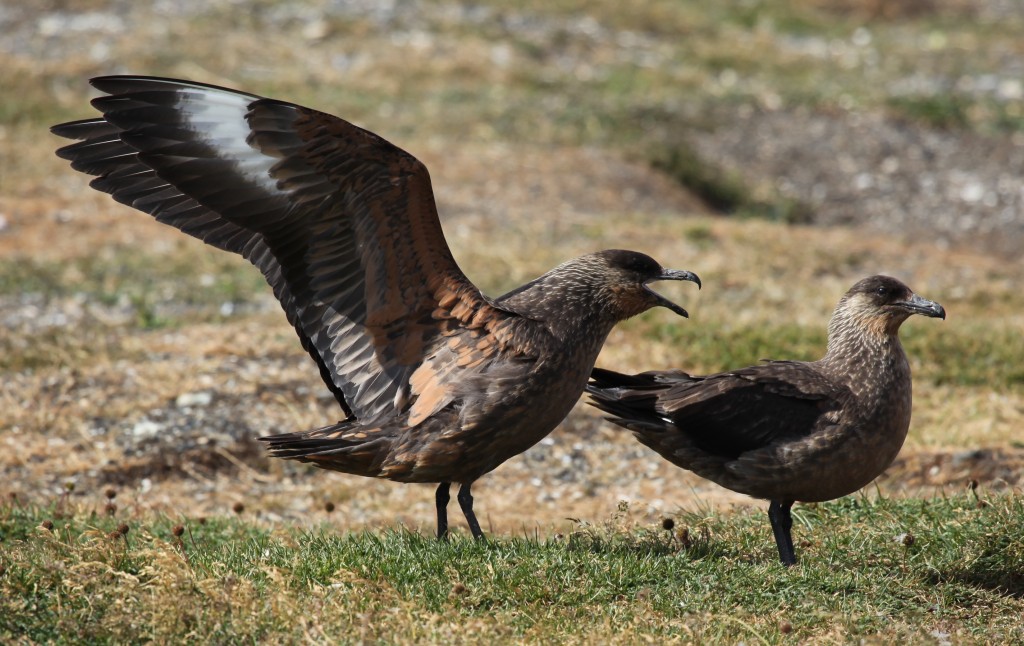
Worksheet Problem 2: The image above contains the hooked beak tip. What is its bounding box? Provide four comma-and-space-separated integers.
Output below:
658, 269, 701, 290
901, 294, 946, 320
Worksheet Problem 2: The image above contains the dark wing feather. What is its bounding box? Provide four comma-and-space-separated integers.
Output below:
52, 75, 492, 423
589, 362, 848, 459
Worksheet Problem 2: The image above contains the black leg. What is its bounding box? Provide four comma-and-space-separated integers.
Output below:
457, 483, 485, 540
435, 482, 451, 541
768, 500, 797, 566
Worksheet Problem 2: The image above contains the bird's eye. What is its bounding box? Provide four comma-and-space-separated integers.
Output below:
875, 286, 888, 296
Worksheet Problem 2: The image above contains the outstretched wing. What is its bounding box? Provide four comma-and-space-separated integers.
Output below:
52, 76, 494, 423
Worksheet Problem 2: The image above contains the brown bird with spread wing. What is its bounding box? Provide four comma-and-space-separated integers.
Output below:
52, 76, 700, 539
588, 276, 944, 565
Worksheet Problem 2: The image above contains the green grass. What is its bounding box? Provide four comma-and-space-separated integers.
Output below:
2, 492, 1022, 643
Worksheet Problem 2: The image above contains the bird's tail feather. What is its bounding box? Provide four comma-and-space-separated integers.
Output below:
259, 422, 391, 476
587, 368, 685, 433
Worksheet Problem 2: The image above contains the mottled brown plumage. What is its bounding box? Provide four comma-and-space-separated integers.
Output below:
52, 76, 700, 539
588, 276, 945, 564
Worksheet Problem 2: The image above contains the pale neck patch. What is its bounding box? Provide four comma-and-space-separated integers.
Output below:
825, 292, 908, 360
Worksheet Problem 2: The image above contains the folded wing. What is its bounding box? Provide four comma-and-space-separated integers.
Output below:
589, 362, 849, 458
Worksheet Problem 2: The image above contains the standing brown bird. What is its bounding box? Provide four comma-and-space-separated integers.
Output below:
52, 76, 700, 539
588, 275, 945, 565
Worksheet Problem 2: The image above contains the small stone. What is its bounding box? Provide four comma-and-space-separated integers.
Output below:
175, 391, 213, 408
131, 419, 164, 440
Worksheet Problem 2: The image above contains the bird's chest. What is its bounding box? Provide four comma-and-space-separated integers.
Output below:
453, 344, 596, 463
800, 369, 913, 500
481, 353, 592, 436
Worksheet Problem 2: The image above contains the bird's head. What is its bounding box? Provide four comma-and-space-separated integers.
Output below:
495, 249, 700, 330
577, 249, 701, 321
836, 275, 946, 337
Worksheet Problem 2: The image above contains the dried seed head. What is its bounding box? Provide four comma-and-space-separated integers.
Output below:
661, 517, 675, 531
105, 502, 117, 516
450, 583, 468, 596
8, 492, 18, 501
40, 520, 54, 531
63, 481, 75, 493
232, 502, 245, 514
779, 620, 793, 634
117, 523, 130, 536
901, 533, 915, 547
324, 501, 335, 513
968, 479, 979, 491
198, 516, 207, 525
108, 531, 121, 540
104, 488, 117, 500
172, 525, 185, 537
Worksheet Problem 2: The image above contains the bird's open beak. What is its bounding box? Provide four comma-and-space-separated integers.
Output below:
644, 269, 701, 319
897, 293, 946, 319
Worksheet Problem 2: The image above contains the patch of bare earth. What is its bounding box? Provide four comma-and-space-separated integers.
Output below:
690, 106, 1024, 257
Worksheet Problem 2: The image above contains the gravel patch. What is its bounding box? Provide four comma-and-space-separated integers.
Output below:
691, 106, 1024, 257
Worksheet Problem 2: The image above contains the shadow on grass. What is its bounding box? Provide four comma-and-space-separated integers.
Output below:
930, 567, 1024, 600
930, 533, 1024, 599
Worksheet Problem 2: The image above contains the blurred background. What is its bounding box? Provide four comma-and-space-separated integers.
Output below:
1, 0, 1021, 535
